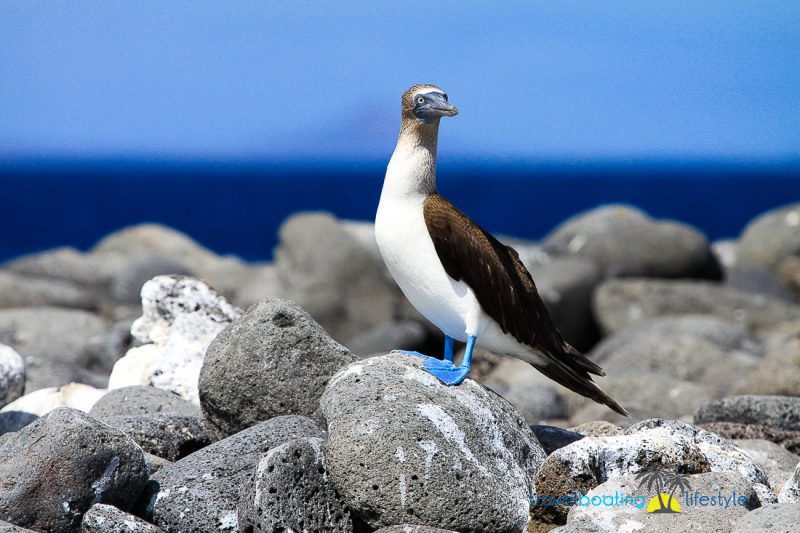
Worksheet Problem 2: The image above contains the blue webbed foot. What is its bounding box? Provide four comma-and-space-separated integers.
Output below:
422, 357, 470, 385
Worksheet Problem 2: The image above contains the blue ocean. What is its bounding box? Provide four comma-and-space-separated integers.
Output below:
1, 159, 799, 263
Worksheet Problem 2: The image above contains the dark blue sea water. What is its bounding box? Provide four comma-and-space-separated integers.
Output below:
1, 159, 799, 264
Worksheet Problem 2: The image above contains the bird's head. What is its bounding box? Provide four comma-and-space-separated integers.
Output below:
401, 84, 458, 124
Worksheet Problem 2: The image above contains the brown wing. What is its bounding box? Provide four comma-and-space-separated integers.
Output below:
423, 194, 628, 416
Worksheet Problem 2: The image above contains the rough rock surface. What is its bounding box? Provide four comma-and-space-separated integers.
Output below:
2, 246, 124, 288
534, 418, 769, 523
698, 422, 800, 456
89, 385, 200, 418
0, 345, 25, 409
138, 415, 324, 533
737, 203, 800, 268
238, 437, 352, 533
321, 354, 545, 532
732, 503, 800, 533
81, 503, 163, 532
99, 414, 216, 461
593, 278, 800, 334
732, 439, 800, 492
109, 254, 193, 304
348, 320, 430, 358
556, 472, 759, 533
695, 396, 800, 432
373, 527, 458, 533
530, 426, 584, 456
0, 408, 148, 533
541, 204, 721, 279
108, 275, 242, 402
199, 298, 355, 435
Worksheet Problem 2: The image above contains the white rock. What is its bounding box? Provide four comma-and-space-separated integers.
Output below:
1, 383, 107, 416
108, 276, 242, 403
779, 461, 800, 503
0, 344, 26, 408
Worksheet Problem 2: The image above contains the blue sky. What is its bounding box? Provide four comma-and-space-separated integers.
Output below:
1, 1, 798, 162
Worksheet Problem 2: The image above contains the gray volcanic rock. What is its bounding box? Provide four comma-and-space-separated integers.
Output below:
589, 315, 763, 363
2, 246, 125, 288
697, 422, 800, 456
275, 212, 409, 344
593, 279, 800, 334
99, 414, 216, 461
694, 396, 800, 432
89, 385, 200, 418
0, 271, 95, 310
82, 504, 163, 533
530, 425, 584, 455
737, 203, 800, 269
732, 439, 800, 492
725, 265, 799, 303
138, 415, 324, 533
732, 503, 800, 533
0, 521, 34, 532
733, 340, 800, 396
373, 527, 458, 533
559, 471, 759, 533
0, 307, 109, 389
541, 204, 721, 279
321, 354, 545, 532
527, 257, 602, 352
483, 358, 567, 422
200, 298, 355, 436
348, 320, 429, 358
0, 345, 25, 409
534, 418, 768, 523
238, 437, 352, 533
0, 407, 148, 533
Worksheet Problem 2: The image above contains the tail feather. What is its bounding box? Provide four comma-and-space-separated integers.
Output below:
531, 351, 629, 417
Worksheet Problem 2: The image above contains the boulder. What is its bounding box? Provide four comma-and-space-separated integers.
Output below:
0, 345, 25, 409
541, 204, 720, 279
138, 415, 324, 533
321, 354, 545, 532
347, 320, 430, 358
0, 307, 109, 389
568, 420, 624, 437
0, 521, 33, 532
98, 414, 216, 461
732, 439, 800, 492
779, 256, 800, 299
229, 264, 285, 310
81, 503, 163, 533
557, 471, 758, 533
274, 212, 408, 344
0, 271, 95, 310
0, 408, 148, 532
732, 503, 800, 533
695, 396, 800, 432
737, 203, 800, 269
373, 527, 457, 533
109, 254, 193, 304
530, 425, 584, 455
1, 246, 124, 288
108, 275, 242, 403
238, 437, 352, 532
732, 340, 800, 396
533, 418, 769, 523
593, 279, 800, 334
199, 298, 355, 435
89, 385, 200, 418
725, 265, 798, 303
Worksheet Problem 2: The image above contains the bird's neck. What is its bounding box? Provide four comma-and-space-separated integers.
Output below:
382, 119, 440, 199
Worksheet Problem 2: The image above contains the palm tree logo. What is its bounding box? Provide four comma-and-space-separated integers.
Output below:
636, 468, 692, 513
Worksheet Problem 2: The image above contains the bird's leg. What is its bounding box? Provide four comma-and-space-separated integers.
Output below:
443, 335, 455, 362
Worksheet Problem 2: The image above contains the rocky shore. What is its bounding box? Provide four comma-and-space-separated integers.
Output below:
0, 202, 798, 532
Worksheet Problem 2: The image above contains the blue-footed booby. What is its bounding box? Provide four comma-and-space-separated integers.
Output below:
375, 84, 628, 416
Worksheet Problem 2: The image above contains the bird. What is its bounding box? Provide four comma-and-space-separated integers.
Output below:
375, 84, 628, 416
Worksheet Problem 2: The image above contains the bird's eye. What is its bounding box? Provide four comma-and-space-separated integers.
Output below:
417, 97, 425, 104
442, 94, 448, 101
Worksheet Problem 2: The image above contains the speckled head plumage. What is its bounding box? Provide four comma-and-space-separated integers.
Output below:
401, 84, 458, 124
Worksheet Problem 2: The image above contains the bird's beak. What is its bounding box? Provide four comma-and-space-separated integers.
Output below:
427, 93, 458, 117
